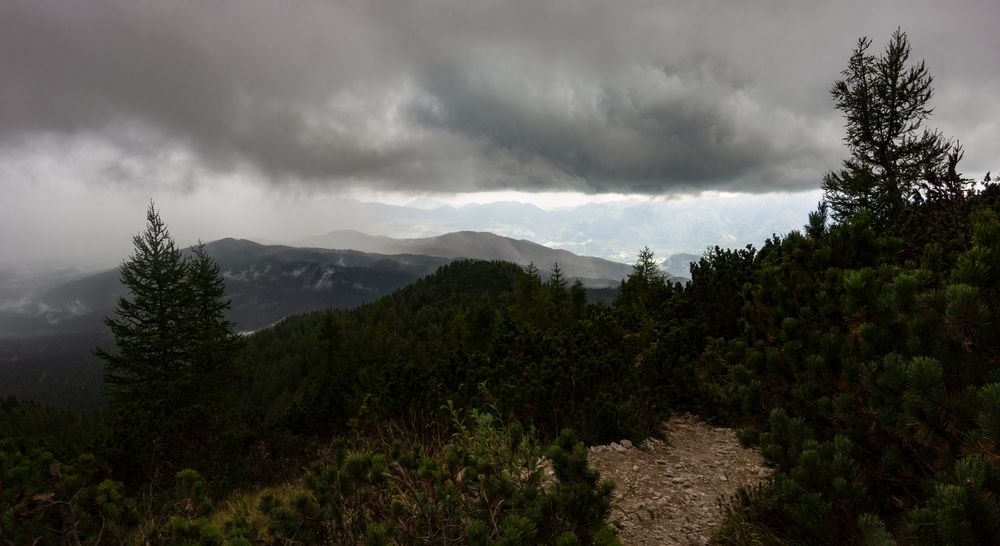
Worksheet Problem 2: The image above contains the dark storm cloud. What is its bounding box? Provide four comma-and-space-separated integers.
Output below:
1, 0, 997, 194
411, 58, 820, 193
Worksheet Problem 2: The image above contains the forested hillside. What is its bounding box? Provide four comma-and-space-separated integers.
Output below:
0, 236, 630, 409
2, 30, 999, 544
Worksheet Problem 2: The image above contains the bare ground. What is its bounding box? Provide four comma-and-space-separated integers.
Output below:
589, 414, 771, 545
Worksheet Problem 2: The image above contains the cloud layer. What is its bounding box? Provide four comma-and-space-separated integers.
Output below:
1, 0, 997, 195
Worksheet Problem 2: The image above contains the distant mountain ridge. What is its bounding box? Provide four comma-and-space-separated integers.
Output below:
662, 253, 700, 278
0, 233, 686, 406
295, 230, 632, 285
270, 194, 817, 267
1, 233, 646, 340
0, 239, 452, 337
0, 235, 633, 405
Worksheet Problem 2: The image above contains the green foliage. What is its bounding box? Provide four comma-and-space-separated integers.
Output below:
235, 258, 669, 446
0, 441, 139, 544
903, 456, 1000, 544
707, 31, 1000, 543
0, 396, 105, 456
95, 204, 240, 482
97, 203, 193, 416
211, 410, 619, 545
147, 470, 224, 545
614, 246, 665, 314
822, 29, 952, 225
858, 513, 895, 546
708, 201, 1000, 542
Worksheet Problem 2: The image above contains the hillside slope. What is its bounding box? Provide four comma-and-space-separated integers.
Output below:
296, 229, 632, 285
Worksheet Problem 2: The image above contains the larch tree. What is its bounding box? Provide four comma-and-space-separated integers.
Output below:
615, 246, 663, 310
822, 29, 951, 225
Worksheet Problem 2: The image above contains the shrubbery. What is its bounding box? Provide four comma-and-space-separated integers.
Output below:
709, 206, 1000, 543
0, 440, 138, 544
237, 258, 673, 448
212, 410, 620, 545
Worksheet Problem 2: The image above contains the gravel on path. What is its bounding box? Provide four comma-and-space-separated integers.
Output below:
589, 414, 771, 545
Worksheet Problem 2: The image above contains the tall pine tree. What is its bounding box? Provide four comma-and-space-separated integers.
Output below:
95, 204, 237, 480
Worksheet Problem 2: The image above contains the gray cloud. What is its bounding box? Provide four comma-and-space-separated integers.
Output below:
1, 0, 997, 195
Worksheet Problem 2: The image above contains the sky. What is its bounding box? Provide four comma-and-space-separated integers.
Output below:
1, 0, 998, 266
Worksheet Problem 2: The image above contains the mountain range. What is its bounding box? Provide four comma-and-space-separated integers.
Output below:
0, 239, 455, 338
0, 231, 652, 405
294, 230, 637, 285
8, 231, 684, 338
277, 194, 816, 266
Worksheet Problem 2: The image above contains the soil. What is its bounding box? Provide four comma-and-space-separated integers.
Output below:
588, 414, 771, 545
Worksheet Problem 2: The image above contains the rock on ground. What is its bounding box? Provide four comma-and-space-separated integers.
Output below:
589, 414, 770, 545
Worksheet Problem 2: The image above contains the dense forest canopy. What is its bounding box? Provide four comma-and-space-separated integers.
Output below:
2, 30, 998, 544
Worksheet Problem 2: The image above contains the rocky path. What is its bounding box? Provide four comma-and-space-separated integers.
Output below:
589, 414, 770, 545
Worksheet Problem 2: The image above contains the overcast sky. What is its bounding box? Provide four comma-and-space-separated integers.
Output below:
2, 0, 998, 265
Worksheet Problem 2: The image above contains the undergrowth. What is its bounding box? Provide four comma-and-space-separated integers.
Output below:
152, 407, 622, 545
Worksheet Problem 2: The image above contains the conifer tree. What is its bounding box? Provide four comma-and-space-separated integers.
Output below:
806, 201, 830, 239
97, 203, 193, 419
615, 246, 662, 311
547, 262, 569, 320
822, 29, 950, 225
613, 247, 670, 343
549, 262, 567, 291
512, 262, 546, 325
181, 242, 239, 409
95, 204, 237, 478
631, 247, 660, 283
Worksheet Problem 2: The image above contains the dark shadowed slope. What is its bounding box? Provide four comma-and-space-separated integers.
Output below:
0, 239, 452, 406
0, 238, 452, 338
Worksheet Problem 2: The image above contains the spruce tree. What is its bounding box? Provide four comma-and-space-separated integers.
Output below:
97, 203, 193, 419
182, 242, 239, 410
549, 262, 567, 291
95, 204, 237, 479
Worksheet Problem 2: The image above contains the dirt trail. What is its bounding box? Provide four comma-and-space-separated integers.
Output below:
589, 414, 771, 545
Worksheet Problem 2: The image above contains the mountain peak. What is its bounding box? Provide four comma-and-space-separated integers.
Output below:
293, 230, 631, 286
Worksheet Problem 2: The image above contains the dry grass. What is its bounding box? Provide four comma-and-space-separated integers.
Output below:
208, 481, 302, 530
